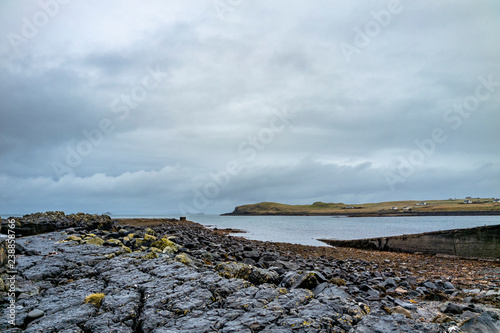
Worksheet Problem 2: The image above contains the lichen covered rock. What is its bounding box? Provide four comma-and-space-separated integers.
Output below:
84, 293, 105, 308
84, 237, 105, 246
151, 236, 180, 254
175, 253, 193, 265
216, 262, 279, 285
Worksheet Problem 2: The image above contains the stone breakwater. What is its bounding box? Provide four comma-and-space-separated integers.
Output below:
0, 213, 498, 332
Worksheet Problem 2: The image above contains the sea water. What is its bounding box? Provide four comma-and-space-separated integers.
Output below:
185, 215, 500, 246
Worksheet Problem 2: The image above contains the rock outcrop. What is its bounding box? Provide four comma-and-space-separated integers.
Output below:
0, 212, 115, 236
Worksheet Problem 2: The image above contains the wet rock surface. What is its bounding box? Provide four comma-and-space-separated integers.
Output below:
0, 216, 498, 332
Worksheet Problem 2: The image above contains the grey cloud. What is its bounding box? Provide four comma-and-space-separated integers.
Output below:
83, 53, 134, 75
0, 0, 499, 214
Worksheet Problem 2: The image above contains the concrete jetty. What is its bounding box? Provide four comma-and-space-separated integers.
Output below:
319, 224, 500, 259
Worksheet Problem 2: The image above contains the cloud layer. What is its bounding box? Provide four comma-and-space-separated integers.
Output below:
1, 0, 499, 215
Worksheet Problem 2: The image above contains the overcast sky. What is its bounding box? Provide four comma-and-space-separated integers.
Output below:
1, 0, 499, 215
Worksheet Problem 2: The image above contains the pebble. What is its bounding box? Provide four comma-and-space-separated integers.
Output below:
394, 299, 417, 310
423, 281, 438, 289
384, 277, 397, 287
391, 305, 412, 319
485, 289, 500, 296
440, 302, 463, 315
26, 309, 44, 320
443, 281, 455, 290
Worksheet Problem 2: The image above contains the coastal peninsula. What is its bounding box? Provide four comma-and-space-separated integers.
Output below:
224, 198, 500, 216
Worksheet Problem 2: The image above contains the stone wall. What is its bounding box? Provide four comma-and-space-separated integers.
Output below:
319, 224, 500, 259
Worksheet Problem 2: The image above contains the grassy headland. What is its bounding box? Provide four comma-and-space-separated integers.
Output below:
224, 198, 500, 216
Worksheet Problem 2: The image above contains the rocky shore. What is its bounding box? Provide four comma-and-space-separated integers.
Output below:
1, 212, 499, 332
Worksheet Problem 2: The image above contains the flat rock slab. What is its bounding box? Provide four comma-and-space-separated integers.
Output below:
0, 232, 369, 332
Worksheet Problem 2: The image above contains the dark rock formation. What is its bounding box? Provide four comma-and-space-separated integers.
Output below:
0, 212, 115, 237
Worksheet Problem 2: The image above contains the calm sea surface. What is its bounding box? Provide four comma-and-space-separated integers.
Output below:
121, 215, 499, 246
